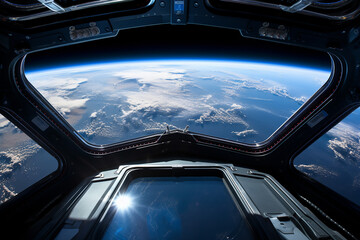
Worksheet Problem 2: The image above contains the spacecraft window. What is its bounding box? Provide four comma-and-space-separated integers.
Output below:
0, 113, 59, 204
24, 25, 331, 147
294, 107, 360, 206
100, 175, 256, 240
25, 60, 331, 146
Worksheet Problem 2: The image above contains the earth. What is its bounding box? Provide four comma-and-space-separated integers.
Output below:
0, 59, 359, 205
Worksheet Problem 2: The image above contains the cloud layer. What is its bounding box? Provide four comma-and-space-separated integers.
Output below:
27, 60, 329, 144
28, 76, 89, 115
327, 122, 360, 167
295, 164, 338, 178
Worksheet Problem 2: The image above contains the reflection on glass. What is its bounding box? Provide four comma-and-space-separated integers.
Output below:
102, 176, 255, 240
0, 114, 58, 204
294, 108, 360, 205
114, 194, 133, 211
26, 60, 330, 145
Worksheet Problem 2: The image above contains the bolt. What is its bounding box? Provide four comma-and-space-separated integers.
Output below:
25, 36, 31, 40
160, 1, 165, 7
89, 22, 96, 27
14, 48, 28, 54
177, 18, 181, 23
259, 29, 266, 36
262, 22, 269, 27
230, 166, 238, 171
194, 2, 199, 7
58, 36, 63, 41
69, 26, 75, 31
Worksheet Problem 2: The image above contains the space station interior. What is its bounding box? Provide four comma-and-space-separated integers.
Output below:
0, 0, 360, 239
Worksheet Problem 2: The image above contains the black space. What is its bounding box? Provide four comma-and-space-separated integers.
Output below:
25, 25, 331, 72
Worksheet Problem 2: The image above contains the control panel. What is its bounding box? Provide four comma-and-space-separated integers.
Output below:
172, 0, 187, 25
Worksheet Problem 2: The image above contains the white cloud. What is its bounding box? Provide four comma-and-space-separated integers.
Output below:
33, 77, 87, 91
111, 68, 249, 131
0, 115, 9, 129
0, 184, 16, 204
79, 119, 112, 139
27, 76, 89, 115
220, 71, 313, 104
90, 112, 98, 119
78, 104, 182, 141
326, 122, 360, 167
113, 67, 186, 83
112, 68, 197, 116
232, 129, 257, 137
0, 144, 40, 179
194, 105, 248, 127
45, 96, 89, 115
296, 164, 338, 178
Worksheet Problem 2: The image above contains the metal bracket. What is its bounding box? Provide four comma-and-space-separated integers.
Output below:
37, 0, 65, 13
259, 22, 288, 40
69, 22, 100, 41
280, 0, 316, 13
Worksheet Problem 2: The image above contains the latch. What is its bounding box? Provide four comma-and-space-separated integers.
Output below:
266, 213, 309, 240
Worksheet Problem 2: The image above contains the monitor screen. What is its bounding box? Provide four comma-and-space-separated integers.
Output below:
102, 175, 255, 240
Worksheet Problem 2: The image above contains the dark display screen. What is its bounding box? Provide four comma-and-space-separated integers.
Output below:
102, 176, 255, 240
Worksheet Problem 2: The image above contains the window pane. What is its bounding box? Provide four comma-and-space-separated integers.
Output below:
26, 60, 330, 145
294, 108, 360, 205
0, 114, 58, 204
102, 176, 255, 240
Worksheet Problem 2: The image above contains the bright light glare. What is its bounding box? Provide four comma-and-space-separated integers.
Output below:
114, 195, 133, 211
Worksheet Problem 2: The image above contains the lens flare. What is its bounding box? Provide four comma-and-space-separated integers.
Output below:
114, 195, 133, 211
